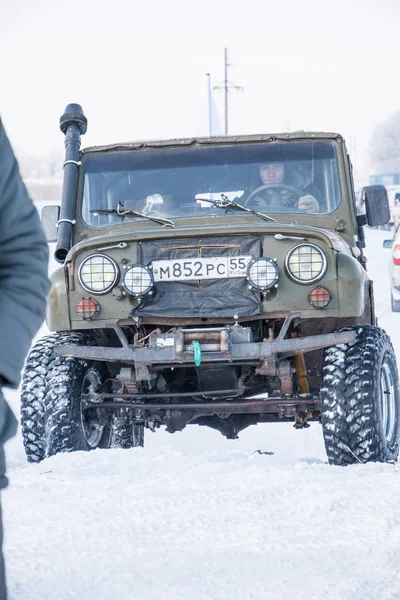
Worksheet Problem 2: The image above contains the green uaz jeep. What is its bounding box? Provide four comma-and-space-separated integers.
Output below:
21, 103, 399, 466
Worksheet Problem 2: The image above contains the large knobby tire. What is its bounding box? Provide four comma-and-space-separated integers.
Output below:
21, 333, 86, 463
321, 326, 400, 466
43, 343, 113, 458
21, 332, 113, 461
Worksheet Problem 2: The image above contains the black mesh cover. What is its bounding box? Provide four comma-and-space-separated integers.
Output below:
133, 236, 262, 318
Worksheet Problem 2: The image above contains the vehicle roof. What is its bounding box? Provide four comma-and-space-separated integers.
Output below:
81, 131, 344, 155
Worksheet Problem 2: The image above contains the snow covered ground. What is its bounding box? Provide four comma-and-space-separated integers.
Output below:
3, 228, 400, 600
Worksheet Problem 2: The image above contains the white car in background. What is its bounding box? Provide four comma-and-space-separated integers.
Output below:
392, 193, 400, 229
386, 185, 400, 229
384, 223, 400, 311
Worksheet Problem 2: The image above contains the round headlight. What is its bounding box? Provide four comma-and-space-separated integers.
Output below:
285, 243, 327, 284
122, 264, 154, 296
247, 257, 279, 290
78, 254, 119, 294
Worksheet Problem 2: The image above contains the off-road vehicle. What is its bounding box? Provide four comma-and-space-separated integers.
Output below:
21, 103, 400, 466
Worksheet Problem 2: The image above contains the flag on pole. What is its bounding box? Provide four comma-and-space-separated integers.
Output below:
207, 73, 223, 136
193, 74, 223, 137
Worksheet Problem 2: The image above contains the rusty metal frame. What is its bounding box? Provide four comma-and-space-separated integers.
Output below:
82, 397, 319, 416
55, 329, 355, 362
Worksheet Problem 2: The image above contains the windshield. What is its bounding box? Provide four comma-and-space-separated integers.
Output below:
81, 140, 341, 227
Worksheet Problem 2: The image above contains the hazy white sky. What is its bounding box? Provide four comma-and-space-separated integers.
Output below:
1, 0, 399, 179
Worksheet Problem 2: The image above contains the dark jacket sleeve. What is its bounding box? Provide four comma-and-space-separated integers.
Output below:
0, 119, 51, 390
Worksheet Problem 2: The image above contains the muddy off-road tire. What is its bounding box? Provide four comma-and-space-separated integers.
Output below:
21, 332, 113, 461
44, 343, 113, 458
321, 326, 400, 466
21, 333, 86, 462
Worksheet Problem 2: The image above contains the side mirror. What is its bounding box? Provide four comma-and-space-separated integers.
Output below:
383, 239, 394, 248
41, 205, 60, 243
364, 185, 390, 227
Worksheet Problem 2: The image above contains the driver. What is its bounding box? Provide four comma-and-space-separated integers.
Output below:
243, 162, 320, 213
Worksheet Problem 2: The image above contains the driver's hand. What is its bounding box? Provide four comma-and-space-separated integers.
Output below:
298, 194, 319, 213
253, 195, 265, 208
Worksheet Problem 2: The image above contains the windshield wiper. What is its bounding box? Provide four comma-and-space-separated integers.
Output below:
90, 202, 175, 228
197, 194, 276, 223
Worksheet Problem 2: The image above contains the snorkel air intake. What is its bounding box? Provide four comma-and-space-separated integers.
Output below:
54, 103, 87, 263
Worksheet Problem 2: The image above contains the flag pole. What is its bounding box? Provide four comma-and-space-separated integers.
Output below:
206, 73, 212, 136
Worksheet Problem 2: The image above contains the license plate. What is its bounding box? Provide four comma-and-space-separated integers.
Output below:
151, 255, 253, 282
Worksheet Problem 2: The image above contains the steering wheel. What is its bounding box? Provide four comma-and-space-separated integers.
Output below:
244, 183, 300, 207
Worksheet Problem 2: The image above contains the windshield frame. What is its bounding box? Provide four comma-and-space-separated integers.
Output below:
78, 139, 343, 229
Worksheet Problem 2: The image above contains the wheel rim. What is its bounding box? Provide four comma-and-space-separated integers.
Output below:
380, 357, 397, 443
81, 368, 107, 448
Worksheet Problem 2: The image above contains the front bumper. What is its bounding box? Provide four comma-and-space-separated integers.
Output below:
55, 325, 356, 365
55, 320, 356, 420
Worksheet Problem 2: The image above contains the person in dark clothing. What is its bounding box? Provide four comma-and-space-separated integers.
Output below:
0, 118, 50, 598
241, 161, 321, 213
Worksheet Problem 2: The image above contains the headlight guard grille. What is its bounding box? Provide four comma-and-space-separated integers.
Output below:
78, 254, 119, 294
285, 243, 327, 284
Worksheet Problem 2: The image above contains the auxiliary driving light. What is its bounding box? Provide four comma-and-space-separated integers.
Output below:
122, 264, 154, 296
285, 243, 327, 284
247, 257, 279, 290
78, 254, 119, 294
308, 286, 331, 309
76, 297, 100, 320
